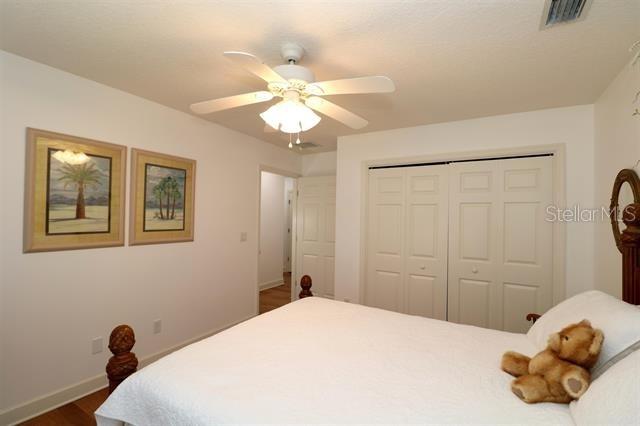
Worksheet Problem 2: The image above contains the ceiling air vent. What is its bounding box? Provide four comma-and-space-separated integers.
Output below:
297, 141, 319, 150
541, 0, 592, 29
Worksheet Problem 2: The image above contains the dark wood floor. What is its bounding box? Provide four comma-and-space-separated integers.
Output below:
20, 387, 108, 426
259, 272, 292, 314
21, 273, 293, 425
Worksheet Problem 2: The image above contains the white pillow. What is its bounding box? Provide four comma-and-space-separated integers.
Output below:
527, 290, 640, 373
570, 349, 640, 426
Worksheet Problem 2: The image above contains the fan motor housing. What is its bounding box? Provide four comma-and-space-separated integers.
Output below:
273, 64, 315, 84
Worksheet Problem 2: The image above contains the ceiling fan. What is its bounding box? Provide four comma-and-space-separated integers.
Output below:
190, 43, 395, 137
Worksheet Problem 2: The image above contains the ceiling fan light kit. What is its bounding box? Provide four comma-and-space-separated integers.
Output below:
260, 90, 321, 133
189, 43, 395, 146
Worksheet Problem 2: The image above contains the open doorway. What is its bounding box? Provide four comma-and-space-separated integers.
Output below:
258, 170, 296, 314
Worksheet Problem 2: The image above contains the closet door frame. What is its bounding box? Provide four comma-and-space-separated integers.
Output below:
359, 144, 566, 309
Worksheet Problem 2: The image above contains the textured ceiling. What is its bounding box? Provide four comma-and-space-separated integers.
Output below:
1, 1, 639, 153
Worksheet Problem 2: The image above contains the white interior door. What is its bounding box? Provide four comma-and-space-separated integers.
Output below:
295, 176, 336, 299
366, 166, 449, 319
448, 156, 553, 332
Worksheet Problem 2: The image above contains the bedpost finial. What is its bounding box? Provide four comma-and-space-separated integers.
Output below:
299, 275, 313, 299
109, 324, 136, 355
107, 324, 138, 393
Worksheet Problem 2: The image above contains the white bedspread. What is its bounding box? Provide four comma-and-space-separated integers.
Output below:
96, 297, 573, 425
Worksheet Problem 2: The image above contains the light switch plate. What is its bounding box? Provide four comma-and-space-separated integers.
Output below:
91, 337, 103, 354
240, 232, 247, 242
153, 319, 162, 334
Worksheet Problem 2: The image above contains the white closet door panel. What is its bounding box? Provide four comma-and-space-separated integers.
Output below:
503, 283, 538, 333
370, 270, 403, 311
458, 278, 491, 327
459, 202, 492, 261
366, 168, 405, 310
498, 157, 553, 332
448, 160, 501, 329
407, 274, 436, 317
296, 176, 336, 299
448, 156, 553, 332
367, 156, 553, 330
366, 166, 448, 319
408, 204, 437, 256
403, 166, 449, 320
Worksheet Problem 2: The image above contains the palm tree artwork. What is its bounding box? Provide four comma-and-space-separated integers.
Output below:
144, 164, 186, 231
58, 162, 102, 219
46, 149, 111, 234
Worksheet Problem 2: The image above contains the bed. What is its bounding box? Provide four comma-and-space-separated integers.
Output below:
95, 169, 640, 425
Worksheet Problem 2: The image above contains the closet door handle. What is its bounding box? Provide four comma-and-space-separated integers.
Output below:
420, 265, 426, 270
472, 267, 479, 274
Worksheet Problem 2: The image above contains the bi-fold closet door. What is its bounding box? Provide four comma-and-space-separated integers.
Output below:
366, 156, 553, 332
365, 165, 449, 320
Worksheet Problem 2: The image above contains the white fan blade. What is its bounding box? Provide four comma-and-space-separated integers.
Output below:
190, 91, 273, 114
307, 76, 395, 96
305, 96, 368, 129
223, 51, 288, 84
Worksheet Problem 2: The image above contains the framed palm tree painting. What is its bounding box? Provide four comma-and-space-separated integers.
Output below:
129, 149, 196, 245
24, 128, 126, 252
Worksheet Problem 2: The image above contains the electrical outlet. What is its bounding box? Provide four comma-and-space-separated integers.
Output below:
153, 319, 162, 334
240, 232, 247, 242
91, 337, 103, 354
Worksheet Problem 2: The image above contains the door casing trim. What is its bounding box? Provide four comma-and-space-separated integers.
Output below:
256, 165, 301, 316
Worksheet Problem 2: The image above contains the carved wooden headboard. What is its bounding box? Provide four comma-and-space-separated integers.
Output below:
610, 169, 640, 304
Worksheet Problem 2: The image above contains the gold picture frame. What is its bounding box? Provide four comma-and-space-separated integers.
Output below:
24, 128, 126, 252
129, 149, 196, 245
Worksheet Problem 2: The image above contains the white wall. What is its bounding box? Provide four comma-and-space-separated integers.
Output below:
0, 51, 301, 414
334, 105, 595, 304
258, 171, 285, 287
593, 60, 640, 298
302, 151, 337, 176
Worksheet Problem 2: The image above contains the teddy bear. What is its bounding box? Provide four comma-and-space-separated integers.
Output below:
501, 319, 604, 404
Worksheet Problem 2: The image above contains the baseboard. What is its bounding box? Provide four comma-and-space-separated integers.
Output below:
0, 313, 256, 426
259, 278, 284, 291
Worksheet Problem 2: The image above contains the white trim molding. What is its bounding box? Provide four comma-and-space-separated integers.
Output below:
259, 278, 285, 291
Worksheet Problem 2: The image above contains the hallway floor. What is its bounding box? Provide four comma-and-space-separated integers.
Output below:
259, 272, 292, 314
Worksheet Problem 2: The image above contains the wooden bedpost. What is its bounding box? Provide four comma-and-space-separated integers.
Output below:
526, 313, 541, 324
106, 324, 138, 394
299, 275, 313, 299
621, 203, 640, 305
610, 169, 640, 305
